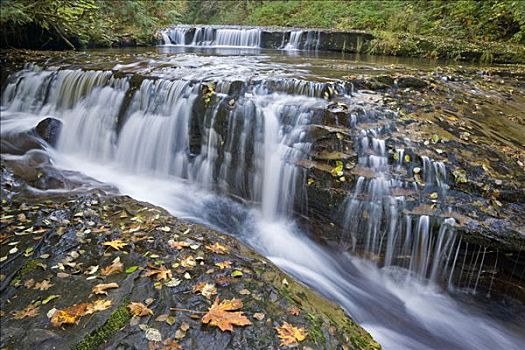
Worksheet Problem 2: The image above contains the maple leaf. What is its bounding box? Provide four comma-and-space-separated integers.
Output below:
275, 322, 307, 346
92, 282, 119, 295
12, 304, 40, 319
144, 265, 172, 281
128, 302, 153, 317
86, 299, 112, 314
214, 261, 232, 269
193, 282, 217, 299
169, 240, 190, 250
34, 279, 53, 291
102, 240, 128, 251
205, 242, 229, 254
101, 257, 124, 276
201, 297, 252, 332
50, 303, 91, 327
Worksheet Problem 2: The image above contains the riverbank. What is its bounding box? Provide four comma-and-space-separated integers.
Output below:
0, 162, 379, 350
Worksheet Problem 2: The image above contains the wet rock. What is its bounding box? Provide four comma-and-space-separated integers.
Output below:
397, 76, 428, 89
35, 117, 62, 146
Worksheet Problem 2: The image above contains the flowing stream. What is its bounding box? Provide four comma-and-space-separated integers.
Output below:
1, 47, 524, 349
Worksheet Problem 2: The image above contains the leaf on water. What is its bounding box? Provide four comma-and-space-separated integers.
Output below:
128, 302, 153, 317
92, 282, 119, 295
205, 242, 229, 255
50, 303, 91, 327
193, 282, 217, 299
102, 240, 128, 251
214, 261, 232, 269
144, 265, 172, 281
12, 304, 40, 319
101, 257, 123, 276
201, 297, 252, 332
275, 322, 307, 346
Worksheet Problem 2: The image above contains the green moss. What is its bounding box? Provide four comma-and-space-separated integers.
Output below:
10, 258, 41, 286
74, 300, 131, 350
306, 312, 326, 346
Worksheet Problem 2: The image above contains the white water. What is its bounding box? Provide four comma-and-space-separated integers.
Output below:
283, 30, 320, 50
161, 26, 261, 48
2, 63, 524, 350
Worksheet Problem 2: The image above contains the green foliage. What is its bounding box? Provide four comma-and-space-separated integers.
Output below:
1, 0, 185, 48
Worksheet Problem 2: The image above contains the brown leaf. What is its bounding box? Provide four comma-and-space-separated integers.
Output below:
275, 322, 307, 346
34, 279, 53, 291
287, 305, 301, 316
50, 303, 90, 327
161, 338, 182, 350
169, 240, 190, 250
101, 257, 124, 276
86, 299, 112, 313
128, 302, 153, 317
23, 278, 35, 288
205, 242, 229, 254
12, 304, 40, 319
201, 297, 252, 332
92, 282, 119, 295
144, 265, 172, 281
253, 312, 265, 321
193, 282, 217, 299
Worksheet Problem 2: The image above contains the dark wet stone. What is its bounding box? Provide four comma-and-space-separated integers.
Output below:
35, 117, 62, 146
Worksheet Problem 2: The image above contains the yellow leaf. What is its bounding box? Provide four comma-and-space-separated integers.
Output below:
193, 282, 217, 299
205, 242, 229, 254
214, 261, 232, 269
144, 265, 172, 281
102, 240, 128, 251
275, 322, 307, 346
169, 240, 190, 250
201, 297, 252, 332
87, 299, 112, 313
50, 303, 91, 327
92, 282, 119, 295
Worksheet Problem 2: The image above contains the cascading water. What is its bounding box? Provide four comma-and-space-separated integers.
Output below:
2, 57, 524, 350
282, 30, 321, 50
161, 26, 261, 48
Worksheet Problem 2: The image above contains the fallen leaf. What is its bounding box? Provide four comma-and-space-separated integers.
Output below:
287, 305, 301, 316
128, 302, 153, 317
24, 278, 35, 288
253, 312, 265, 321
205, 242, 229, 254
92, 282, 119, 295
275, 322, 307, 346
145, 265, 172, 281
180, 256, 196, 268
34, 279, 53, 291
101, 257, 123, 276
214, 261, 232, 269
42, 294, 60, 304
12, 304, 40, 319
201, 297, 252, 332
169, 240, 189, 250
102, 240, 128, 251
126, 265, 139, 274
160, 338, 181, 350
193, 282, 217, 299
50, 303, 90, 327
87, 299, 112, 313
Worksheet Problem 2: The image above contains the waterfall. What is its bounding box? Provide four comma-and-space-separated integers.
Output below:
282, 30, 320, 50
161, 26, 261, 48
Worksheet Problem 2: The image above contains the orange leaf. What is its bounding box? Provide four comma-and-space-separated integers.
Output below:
128, 302, 153, 317
101, 257, 124, 276
201, 297, 252, 332
50, 303, 91, 327
205, 242, 229, 254
92, 282, 119, 295
169, 240, 190, 250
275, 322, 307, 346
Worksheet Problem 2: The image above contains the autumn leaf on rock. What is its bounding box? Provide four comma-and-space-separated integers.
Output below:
87, 299, 112, 313
214, 261, 232, 269
102, 240, 128, 251
128, 302, 153, 317
205, 242, 229, 254
144, 265, 172, 281
101, 256, 124, 276
50, 303, 91, 327
92, 282, 119, 295
193, 282, 217, 299
169, 240, 190, 250
34, 279, 53, 291
201, 297, 252, 332
287, 305, 301, 316
12, 304, 40, 319
275, 322, 307, 346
